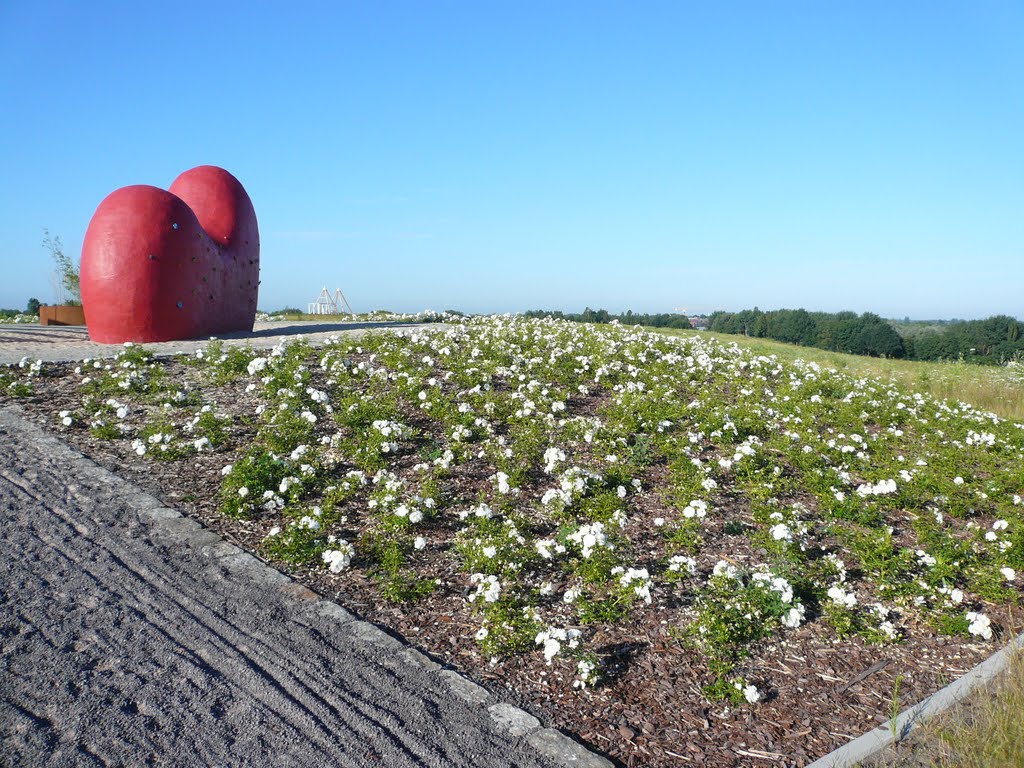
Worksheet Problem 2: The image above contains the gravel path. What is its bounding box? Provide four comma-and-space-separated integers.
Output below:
0, 408, 604, 767
0, 320, 442, 365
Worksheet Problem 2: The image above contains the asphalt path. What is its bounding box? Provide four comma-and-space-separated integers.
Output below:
0, 407, 606, 767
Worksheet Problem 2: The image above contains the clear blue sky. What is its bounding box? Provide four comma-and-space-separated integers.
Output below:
1, 1, 1021, 319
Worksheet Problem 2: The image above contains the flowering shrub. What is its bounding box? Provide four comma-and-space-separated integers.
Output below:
686, 562, 805, 696
220, 448, 295, 518
7, 315, 1024, 702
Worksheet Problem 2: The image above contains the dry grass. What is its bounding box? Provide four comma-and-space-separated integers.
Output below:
926, 649, 1024, 768
655, 329, 1024, 423
862, 647, 1024, 768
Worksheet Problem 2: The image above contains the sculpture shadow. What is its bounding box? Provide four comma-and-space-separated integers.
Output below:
217, 320, 438, 340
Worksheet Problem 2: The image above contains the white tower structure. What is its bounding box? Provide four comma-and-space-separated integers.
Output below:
308, 287, 355, 317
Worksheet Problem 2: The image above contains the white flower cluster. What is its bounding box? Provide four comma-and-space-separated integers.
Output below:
371, 419, 410, 453
856, 478, 898, 497
566, 522, 610, 559
542, 446, 566, 474
827, 585, 858, 609
613, 566, 652, 604
458, 503, 494, 521
966, 611, 992, 640
467, 573, 501, 603
681, 499, 709, 519
869, 604, 900, 641
740, 683, 760, 703
574, 658, 599, 689
535, 626, 581, 662
246, 357, 268, 376
322, 538, 355, 573
667, 555, 697, 575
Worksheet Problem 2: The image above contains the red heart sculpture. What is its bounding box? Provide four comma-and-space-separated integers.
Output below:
81, 165, 259, 343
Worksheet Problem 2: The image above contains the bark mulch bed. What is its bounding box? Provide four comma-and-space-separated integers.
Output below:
6, 358, 1020, 768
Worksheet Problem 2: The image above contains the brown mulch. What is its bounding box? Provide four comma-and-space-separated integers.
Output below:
7, 359, 1021, 768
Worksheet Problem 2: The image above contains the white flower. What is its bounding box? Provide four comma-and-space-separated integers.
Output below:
667, 555, 697, 575
618, 567, 652, 604
543, 446, 566, 474
782, 604, 805, 628
736, 683, 760, 703
322, 540, 355, 573
855, 478, 898, 497
414, 536, 427, 550
966, 611, 993, 640
827, 585, 857, 609
953, 476, 965, 485
540, 635, 561, 662
566, 522, 608, 558
468, 573, 501, 603
1000, 567, 1016, 582
683, 499, 708, 519
575, 659, 598, 689
712, 560, 739, 580
246, 357, 268, 375
770, 523, 792, 541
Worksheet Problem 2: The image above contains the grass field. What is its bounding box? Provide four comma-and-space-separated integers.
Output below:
657, 328, 1024, 423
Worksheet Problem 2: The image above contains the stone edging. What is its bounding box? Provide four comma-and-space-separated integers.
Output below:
805, 629, 1024, 767
1, 407, 611, 768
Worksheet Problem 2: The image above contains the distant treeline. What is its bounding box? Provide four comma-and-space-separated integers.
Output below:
902, 315, 1024, 363
524, 308, 692, 329
707, 308, 1024, 363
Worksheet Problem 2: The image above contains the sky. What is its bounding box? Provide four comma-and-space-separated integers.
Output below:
1, 1, 1021, 320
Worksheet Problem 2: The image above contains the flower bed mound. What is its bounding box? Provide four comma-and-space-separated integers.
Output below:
4, 317, 1023, 768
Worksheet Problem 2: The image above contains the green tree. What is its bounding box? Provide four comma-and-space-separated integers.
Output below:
43, 229, 81, 305
25, 297, 41, 315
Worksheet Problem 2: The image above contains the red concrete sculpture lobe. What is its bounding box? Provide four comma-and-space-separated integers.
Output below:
80, 165, 260, 343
